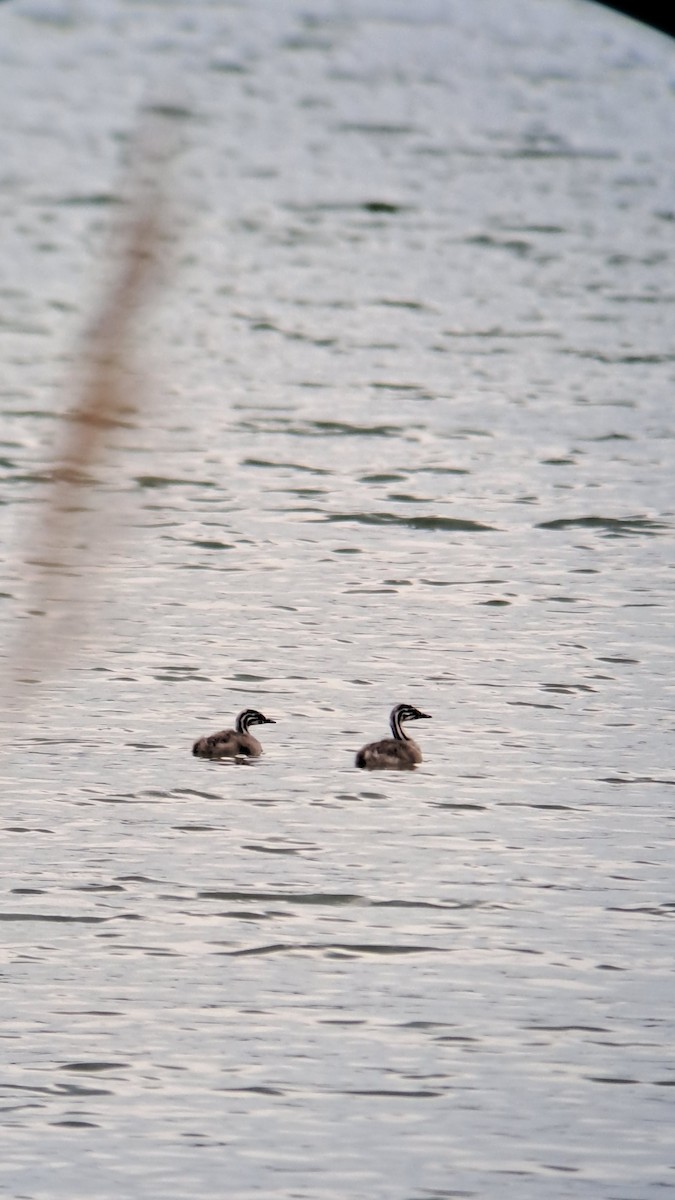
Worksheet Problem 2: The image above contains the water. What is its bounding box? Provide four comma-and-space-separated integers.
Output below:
1, 1, 674, 1197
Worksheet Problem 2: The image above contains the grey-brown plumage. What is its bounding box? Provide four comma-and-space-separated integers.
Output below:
355, 703, 431, 770
192, 708, 275, 759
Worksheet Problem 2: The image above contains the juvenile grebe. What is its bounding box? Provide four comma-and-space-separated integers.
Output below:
192, 709, 276, 759
355, 703, 431, 770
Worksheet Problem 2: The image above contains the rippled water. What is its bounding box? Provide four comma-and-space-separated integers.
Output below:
2, 1, 674, 1197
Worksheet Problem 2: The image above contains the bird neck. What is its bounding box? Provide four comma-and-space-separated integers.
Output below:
391, 710, 409, 741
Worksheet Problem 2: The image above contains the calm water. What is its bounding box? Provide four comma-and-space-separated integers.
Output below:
1, 1, 674, 1197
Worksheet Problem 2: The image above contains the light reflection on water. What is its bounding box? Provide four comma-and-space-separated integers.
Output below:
2, 0, 675, 1197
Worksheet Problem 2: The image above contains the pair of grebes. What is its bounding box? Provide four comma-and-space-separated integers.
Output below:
193, 703, 431, 770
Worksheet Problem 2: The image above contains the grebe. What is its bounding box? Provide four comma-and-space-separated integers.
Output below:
355, 703, 431, 770
192, 709, 276, 759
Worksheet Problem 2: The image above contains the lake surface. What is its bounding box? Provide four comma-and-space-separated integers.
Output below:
1, 1, 674, 1197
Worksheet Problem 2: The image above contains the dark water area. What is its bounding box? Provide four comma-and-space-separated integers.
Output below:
1, 1, 674, 1197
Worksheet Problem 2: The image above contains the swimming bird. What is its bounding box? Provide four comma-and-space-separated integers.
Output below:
192, 708, 276, 759
355, 703, 431, 770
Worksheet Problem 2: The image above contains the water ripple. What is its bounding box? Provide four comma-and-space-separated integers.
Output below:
325, 513, 497, 532
537, 515, 669, 536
